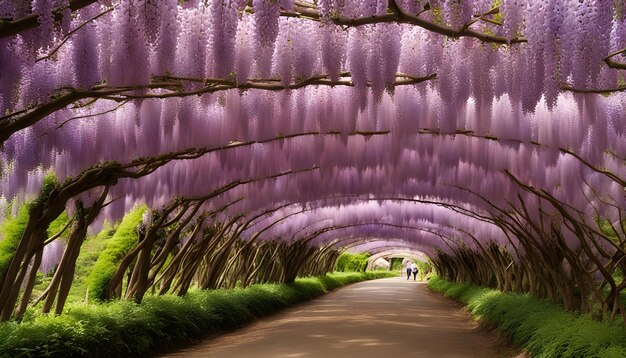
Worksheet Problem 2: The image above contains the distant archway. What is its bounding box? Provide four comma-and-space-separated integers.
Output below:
366, 250, 430, 271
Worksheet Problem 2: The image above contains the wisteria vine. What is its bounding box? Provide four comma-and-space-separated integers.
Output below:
0, 0, 624, 322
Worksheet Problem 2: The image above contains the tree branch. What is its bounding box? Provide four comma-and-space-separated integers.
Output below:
36, 6, 115, 63
284, 0, 525, 44
560, 83, 626, 94
415, 128, 625, 188
54, 100, 131, 130
0, 73, 434, 145
604, 48, 626, 70
558, 147, 625, 187
0, 0, 99, 39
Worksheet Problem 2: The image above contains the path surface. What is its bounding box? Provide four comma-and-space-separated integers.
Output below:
164, 277, 520, 358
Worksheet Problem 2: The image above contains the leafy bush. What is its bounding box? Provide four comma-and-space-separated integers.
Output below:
334, 252, 370, 272
0, 271, 395, 357
428, 276, 626, 358
86, 206, 146, 302
0, 173, 61, 272
0, 205, 30, 278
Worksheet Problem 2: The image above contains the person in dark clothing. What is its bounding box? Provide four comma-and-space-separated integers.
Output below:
406, 264, 412, 280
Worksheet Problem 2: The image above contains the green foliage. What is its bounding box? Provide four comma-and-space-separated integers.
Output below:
66, 224, 117, 302
31, 173, 58, 210
492, 0, 503, 24
0, 205, 30, 278
87, 206, 146, 302
47, 212, 70, 238
597, 218, 623, 242
415, 260, 434, 280
30, 222, 118, 305
334, 252, 370, 272
0, 271, 394, 357
390, 257, 403, 270
0, 174, 65, 279
428, 276, 626, 358
414, 260, 431, 272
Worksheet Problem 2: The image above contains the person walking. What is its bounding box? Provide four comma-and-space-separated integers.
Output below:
412, 263, 419, 281
406, 263, 412, 280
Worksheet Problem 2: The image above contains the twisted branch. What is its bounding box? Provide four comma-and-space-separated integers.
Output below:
0, 72, 435, 145
0, 0, 98, 39
283, 0, 526, 44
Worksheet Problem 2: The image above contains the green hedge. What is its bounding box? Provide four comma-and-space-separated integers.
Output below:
334, 252, 370, 272
0, 271, 395, 357
428, 276, 626, 358
86, 206, 146, 302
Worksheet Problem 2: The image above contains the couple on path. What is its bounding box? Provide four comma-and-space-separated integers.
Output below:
406, 263, 418, 281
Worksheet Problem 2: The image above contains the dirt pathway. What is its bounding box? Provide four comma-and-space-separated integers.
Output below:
163, 277, 520, 357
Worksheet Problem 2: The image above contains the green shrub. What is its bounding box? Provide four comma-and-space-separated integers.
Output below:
0, 271, 395, 357
0, 174, 63, 278
334, 252, 370, 272
86, 206, 146, 302
0, 205, 30, 278
428, 276, 626, 358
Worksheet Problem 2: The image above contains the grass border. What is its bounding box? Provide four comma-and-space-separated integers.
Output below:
0, 271, 394, 357
428, 276, 626, 358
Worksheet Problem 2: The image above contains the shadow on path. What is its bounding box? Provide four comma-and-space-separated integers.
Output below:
163, 277, 523, 358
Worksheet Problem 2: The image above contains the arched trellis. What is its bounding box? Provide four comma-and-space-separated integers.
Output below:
0, 0, 624, 326
231, 192, 626, 320
365, 249, 428, 271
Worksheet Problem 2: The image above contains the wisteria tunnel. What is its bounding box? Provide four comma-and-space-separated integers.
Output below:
0, 0, 625, 356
